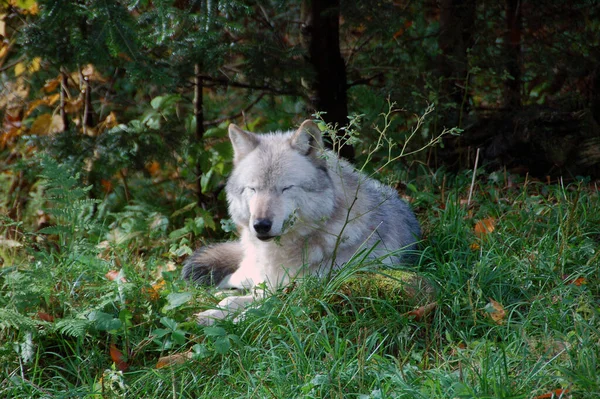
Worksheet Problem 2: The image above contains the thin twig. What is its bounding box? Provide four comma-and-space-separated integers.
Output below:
467, 147, 480, 207
203, 93, 265, 127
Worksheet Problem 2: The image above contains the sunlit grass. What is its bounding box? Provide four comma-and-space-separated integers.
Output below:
1, 164, 599, 398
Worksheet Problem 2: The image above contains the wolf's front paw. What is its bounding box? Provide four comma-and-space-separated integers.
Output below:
194, 308, 228, 326
194, 294, 255, 326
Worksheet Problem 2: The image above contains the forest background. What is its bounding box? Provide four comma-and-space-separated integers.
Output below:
1, 1, 599, 398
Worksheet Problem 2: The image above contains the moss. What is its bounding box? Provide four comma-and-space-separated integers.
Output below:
338, 270, 436, 310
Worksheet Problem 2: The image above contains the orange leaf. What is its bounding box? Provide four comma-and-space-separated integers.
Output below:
105, 270, 127, 282
109, 344, 129, 371
393, 20, 413, 39
485, 298, 506, 325
156, 352, 192, 368
470, 242, 481, 251
38, 312, 55, 322
143, 279, 166, 301
570, 277, 586, 286
146, 161, 161, 176
474, 217, 496, 237
101, 179, 113, 193
43, 77, 61, 93
533, 388, 570, 399
406, 302, 437, 321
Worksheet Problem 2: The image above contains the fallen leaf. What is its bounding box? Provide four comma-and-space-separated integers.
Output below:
533, 388, 570, 399
109, 344, 128, 371
38, 312, 55, 322
474, 217, 496, 237
156, 352, 192, 368
485, 298, 506, 325
564, 276, 586, 286
0, 237, 22, 248
143, 279, 166, 301
405, 302, 437, 321
105, 270, 127, 283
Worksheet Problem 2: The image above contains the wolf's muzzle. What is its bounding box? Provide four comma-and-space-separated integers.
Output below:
253, 218, 273, 236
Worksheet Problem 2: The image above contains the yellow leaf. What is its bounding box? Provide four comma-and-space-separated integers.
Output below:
15, 0, 38, 10
25, 94, 61, 117
46, 93, 60, 106
29, 114, 51, 135
14, 62, 26, 77
14, 57, 42, 76
29, 114, 64, 135
81, 64, 107, 82
28, 57, 41, 73
0, 44, 9, 59
143, 279, 166, 301
485, 299, 506, 325
65, 97, 83, 113
470, 242, 480, 251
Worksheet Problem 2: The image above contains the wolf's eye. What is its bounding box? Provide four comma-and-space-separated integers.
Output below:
282, 185, 294, 193
246, 187, 256, 194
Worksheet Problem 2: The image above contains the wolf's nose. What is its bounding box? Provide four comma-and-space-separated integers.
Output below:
253, 219, 272, 235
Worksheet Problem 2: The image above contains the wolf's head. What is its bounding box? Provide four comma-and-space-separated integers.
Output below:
225, 120, 335, 241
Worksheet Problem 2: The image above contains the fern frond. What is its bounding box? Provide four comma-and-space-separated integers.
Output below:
53, 318, 91, 338
0, 309, 39, 331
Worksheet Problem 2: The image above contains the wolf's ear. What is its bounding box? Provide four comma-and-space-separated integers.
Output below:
229, 124, 259, 164
291, 120, 324, 156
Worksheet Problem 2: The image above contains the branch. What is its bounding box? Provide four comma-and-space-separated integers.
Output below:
200, 75, 299, 96
347, 72, 384, 88
203, 93, 266, 127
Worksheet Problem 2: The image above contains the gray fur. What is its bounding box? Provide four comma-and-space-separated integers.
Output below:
181, 241, 243, 286
182, 120, 420, 323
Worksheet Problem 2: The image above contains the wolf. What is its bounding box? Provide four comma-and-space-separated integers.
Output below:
182, 120, 421, 324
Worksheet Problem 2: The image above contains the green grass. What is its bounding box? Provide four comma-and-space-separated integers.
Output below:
1, 162, 599, 398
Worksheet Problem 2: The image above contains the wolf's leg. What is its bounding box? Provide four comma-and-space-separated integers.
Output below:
195, 294, 255, 326
181, 241, 243, 286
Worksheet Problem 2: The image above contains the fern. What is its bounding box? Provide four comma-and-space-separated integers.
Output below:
53, 318, 92, 338
0, 309, 40, 331
38, 156, 102, 249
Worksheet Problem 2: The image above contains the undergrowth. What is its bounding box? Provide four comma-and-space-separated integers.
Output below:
1, 157, 599, 398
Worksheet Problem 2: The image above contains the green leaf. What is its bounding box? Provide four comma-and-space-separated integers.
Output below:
159, 316, 179, 330
172, 330, 187, 345
88, 311, 122, 332
171, 201, 198, 218
163, 293, 192, 311
214, 336, 231, 354
203, 326, 226, 337
152, 328, 170, 338
191, 343, 211, 359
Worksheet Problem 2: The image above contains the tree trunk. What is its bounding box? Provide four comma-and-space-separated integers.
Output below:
505, 0, 522, 109
437, 0, 476, 128
302, 0, 354, 161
